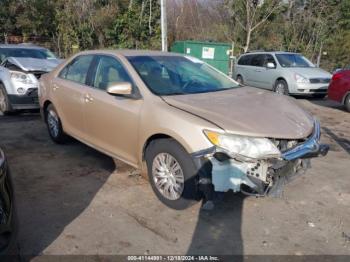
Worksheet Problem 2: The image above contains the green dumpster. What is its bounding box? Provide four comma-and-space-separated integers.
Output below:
171, 40, 231, 74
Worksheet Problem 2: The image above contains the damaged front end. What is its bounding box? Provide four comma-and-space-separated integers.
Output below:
193, 120, 329, 198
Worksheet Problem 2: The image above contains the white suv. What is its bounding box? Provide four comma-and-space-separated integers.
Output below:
0, 44, 60, 114
234, 51, 332, 97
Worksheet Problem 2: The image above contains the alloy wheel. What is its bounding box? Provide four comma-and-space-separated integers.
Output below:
47, 110, 59, 138
152, 153, 185, 200
275, 83, 286, 95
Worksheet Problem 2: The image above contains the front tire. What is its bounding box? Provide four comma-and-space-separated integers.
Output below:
45, 104, 68, 144
0, 84, 13, 115
274, 79, 289, 95
145, 139, 199, 210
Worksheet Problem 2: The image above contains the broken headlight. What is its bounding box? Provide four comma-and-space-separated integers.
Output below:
204, 130, 281, 160
10, 71, 34, 85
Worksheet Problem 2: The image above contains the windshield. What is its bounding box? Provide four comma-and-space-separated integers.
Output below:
275, 54, 314, 68
0, 48, 57, 63
127, 55, 239, 96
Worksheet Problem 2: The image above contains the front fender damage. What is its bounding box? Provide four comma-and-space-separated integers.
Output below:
192, 121, 329, 207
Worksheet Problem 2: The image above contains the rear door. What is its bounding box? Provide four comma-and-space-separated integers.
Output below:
247, 54, 266, 88
83, 55, 143, 166
236, 54, 252, 85
51, 55, 94, 140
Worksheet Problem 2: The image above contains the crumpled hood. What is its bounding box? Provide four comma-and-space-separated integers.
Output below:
7, 57, 61, 72
163, 87, 315, 139
290, 67, 332, 79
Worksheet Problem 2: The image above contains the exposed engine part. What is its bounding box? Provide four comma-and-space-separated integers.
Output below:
210, 153, 311, 198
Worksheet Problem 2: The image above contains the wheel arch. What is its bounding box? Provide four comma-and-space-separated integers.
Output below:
274, 77, 289, 91
140, 131, 196, 163
0, 80, 8, 90
42, 100, 53, 120
142, 133, 180, 161
342, 91, 350, 105
275, 77, 287, 85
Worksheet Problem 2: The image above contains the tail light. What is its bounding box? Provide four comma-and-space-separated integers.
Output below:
332, 72, 344, 81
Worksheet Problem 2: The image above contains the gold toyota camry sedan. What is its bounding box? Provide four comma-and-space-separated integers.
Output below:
39, 50, 329, 209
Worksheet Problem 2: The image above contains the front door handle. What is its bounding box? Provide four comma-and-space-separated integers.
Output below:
255, 69, 262, 72
53, 84, 59, 91
84, 93, 93, 103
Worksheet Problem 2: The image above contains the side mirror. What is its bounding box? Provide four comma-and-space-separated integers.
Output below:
266, 62, 276, 69
107, 82, 132, 96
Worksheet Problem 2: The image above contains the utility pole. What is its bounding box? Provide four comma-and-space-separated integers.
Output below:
160, 0, 168, 52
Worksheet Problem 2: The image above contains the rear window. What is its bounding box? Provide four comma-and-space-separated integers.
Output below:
59, 55, 94, 85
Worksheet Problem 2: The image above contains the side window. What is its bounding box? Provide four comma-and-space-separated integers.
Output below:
59, 55, 94, 85
264, 54, 276, 67
238, 56, 246, 65
251, 54, 265, 67
58, 66, 68, 79
93, 56, 132, 90
238, 55, 253, 66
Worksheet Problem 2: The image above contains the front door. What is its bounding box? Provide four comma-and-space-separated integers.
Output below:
83, 55, 143, 166
260, 54, 278, 90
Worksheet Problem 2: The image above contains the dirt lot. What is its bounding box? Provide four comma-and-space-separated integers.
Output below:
0, 98, 349, 258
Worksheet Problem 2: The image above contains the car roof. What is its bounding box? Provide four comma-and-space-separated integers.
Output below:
0, 44, 47, 50
76, 49, 184, 57
241, 51, 299, 56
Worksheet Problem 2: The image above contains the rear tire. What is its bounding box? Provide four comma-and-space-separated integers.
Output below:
45, 104, 68, 144
274, 79, 289, 95
145, 138, 199, 210
236, 75, 244, 85
345, 94, 350, 112
0, 84, 13, 115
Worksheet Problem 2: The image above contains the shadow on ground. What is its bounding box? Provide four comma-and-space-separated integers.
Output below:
0, 113, 245, 258
298, 97, 347, 112
187, 193, 245, 259
0, 113, 116, 256
322, 127, 350, 155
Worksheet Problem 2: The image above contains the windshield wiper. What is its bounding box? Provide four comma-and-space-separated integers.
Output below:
161, 92, 186, 96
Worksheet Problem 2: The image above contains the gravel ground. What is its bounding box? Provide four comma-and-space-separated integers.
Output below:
0, 98, 349, 258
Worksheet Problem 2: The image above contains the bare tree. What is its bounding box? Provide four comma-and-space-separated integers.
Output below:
167, 0, 231, 46
227, 0, 283, 52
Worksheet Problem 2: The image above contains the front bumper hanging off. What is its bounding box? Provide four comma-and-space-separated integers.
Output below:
192, 120, 329, 198
281, 120, 329, 160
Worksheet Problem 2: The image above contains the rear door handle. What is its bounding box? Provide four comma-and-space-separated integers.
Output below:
53, 84, 59, 91
255, 69, 262, 72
